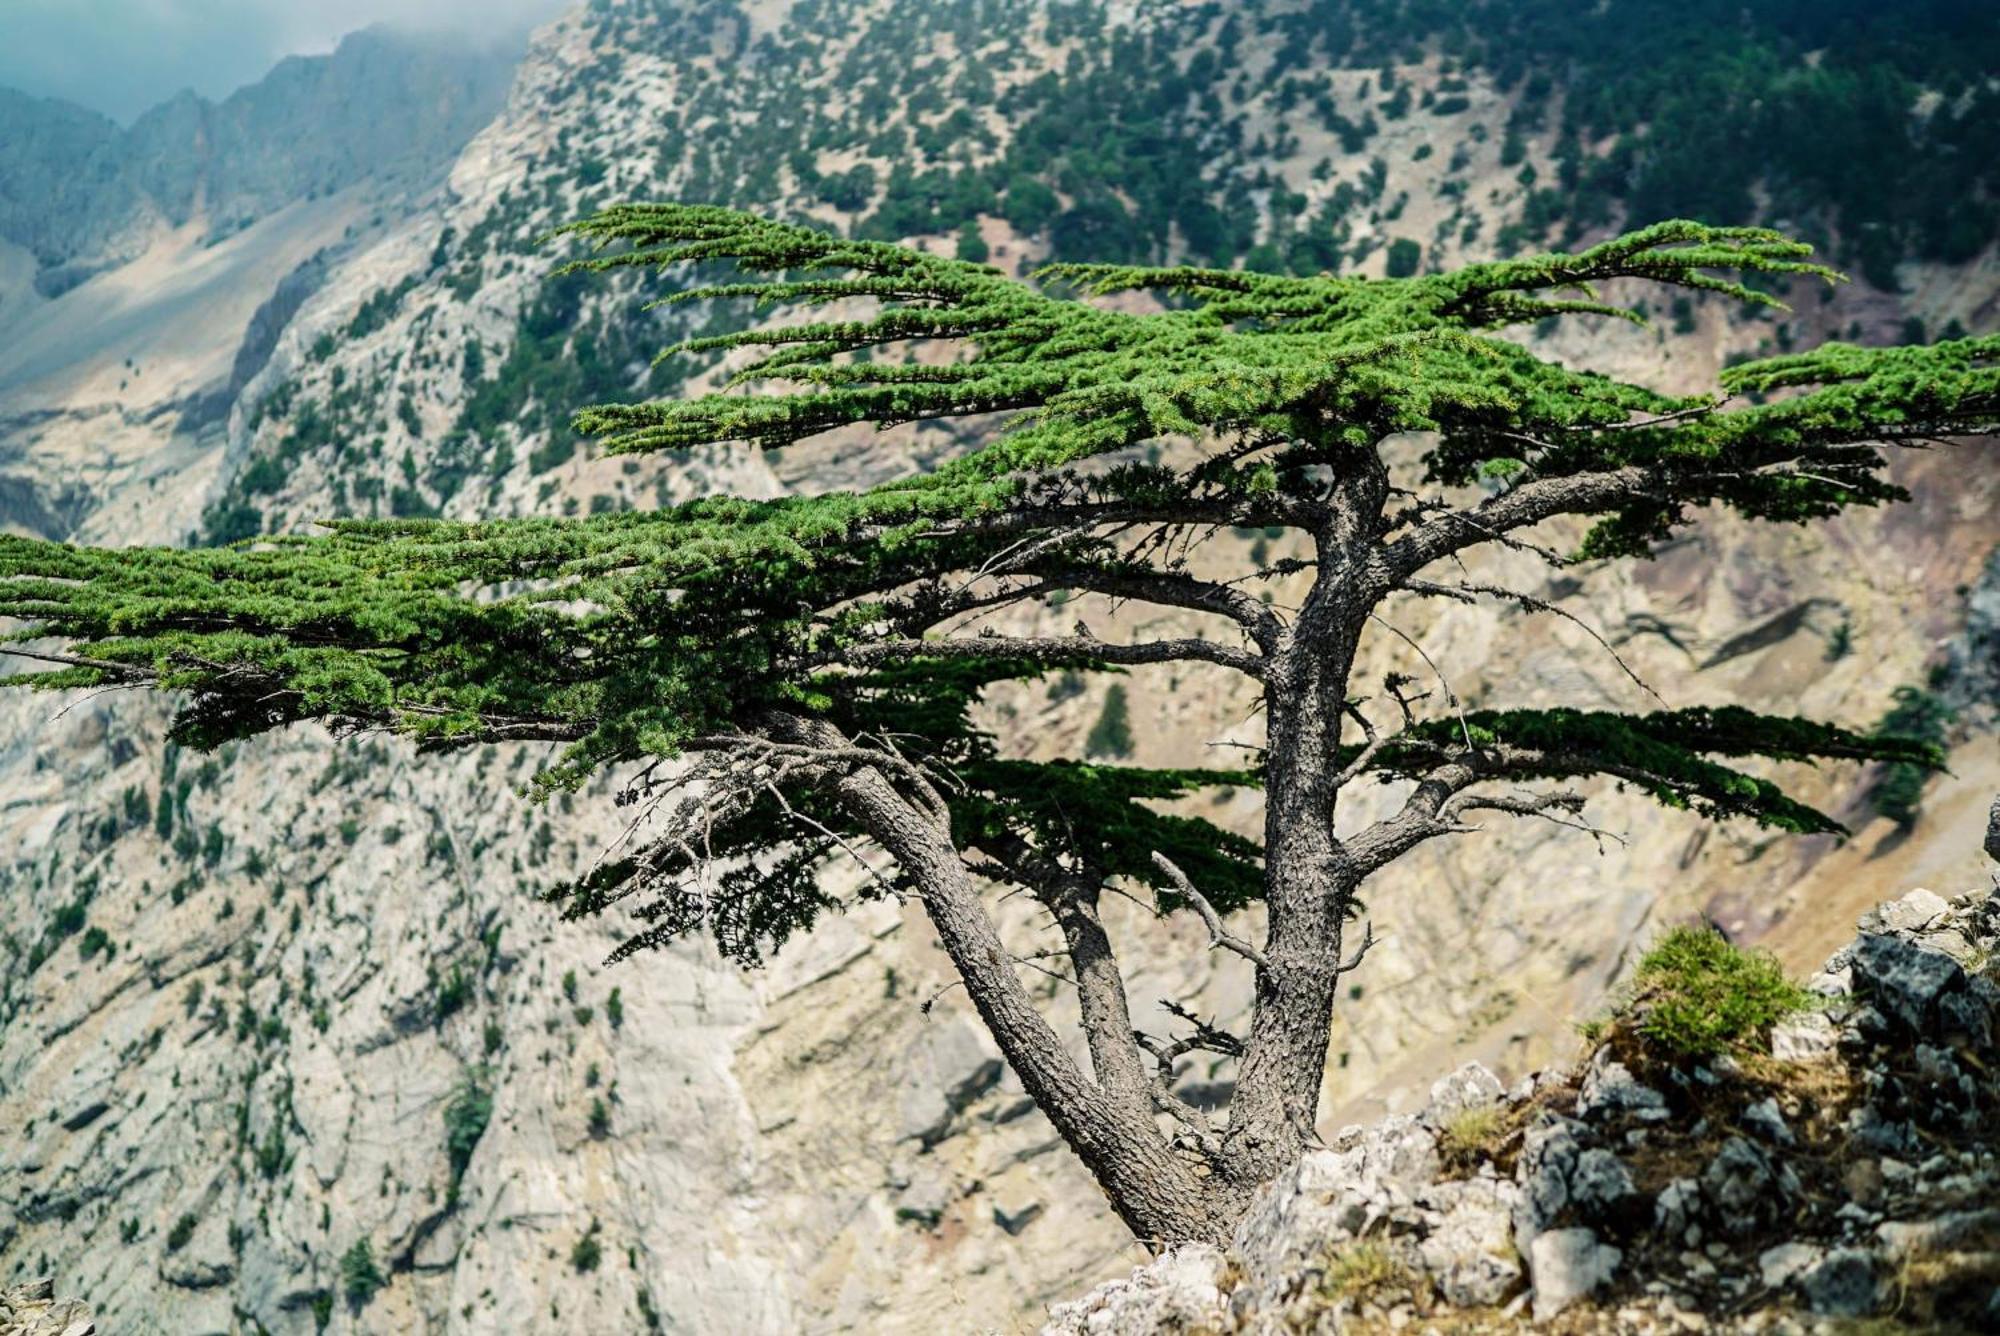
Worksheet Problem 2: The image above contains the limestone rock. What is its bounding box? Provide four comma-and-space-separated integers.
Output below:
1423, 1061, 1505, 1125
1799, 1247, 1877, 1317
1528, 1227, 1621, 1320
1046, 883, 2000, 1334
1416, 1178, 1524, 1307
1769, 1011, 1839, 1061
1042, 1246, 1227, 1335
1574, 1054, 1669, 1124
1852, 930, 1966, 1033
1757, 1241, 1821, 1290
1740, 1097, 1794, 1146
0, 1278, 94, 1336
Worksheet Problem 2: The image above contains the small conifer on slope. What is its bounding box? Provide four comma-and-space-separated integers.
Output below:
3, 205, 1994, 1243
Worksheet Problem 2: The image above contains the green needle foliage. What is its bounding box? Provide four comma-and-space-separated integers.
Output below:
2, 203, 1991, 1242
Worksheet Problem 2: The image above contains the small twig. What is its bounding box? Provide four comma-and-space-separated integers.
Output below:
1445, 789, 1628, 853
1150, 852, 1268, 969
1334, 921, 1378, 978
764, 781, 905, 902
1336, 700, 1385, 785
1401, 577, 1663, 703
47, 682, 140, 722
918, 978, 967, 1015
1369, 611, 1474, 752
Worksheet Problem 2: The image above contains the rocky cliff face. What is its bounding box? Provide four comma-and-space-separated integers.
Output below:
0, 3, 1995, 1333
1050, 883, 2000, 1333
0, 25, 521, 578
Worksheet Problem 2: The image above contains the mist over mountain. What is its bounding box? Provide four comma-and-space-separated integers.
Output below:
0, 26, 523, 292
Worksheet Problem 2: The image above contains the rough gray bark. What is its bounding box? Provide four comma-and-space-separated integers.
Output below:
806, 718, 1240, 1243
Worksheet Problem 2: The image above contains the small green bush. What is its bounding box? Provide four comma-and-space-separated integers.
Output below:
1319, 1240, 1409, 1301
434, 966, 471, 1025
1870, 685, 1951, 829
1084, 684, 1135, 758
444, 1074, 494, 1193
341, 1236, 386, 1306
1436, 1104, 1506, 1169
571, 1222, 603, 1273
1628, 926, 1811, 1058
165, 1213, 197, 1251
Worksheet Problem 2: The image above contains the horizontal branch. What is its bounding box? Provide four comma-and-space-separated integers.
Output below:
829, 631, 1266, 678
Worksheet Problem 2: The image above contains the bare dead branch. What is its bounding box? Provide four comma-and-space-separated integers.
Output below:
1334, 921, 1378, 978
1150, 852, 1269, 969
827, 630, 1267, 678
1368, 611, 1473, 751
1401, 577, 1663, 703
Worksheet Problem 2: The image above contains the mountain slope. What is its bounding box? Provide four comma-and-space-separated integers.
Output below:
0, 3, 1994, 1333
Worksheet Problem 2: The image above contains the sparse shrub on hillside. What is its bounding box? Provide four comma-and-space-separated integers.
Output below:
1436, 1104, 1512, 1173
340, 1237, 385, 1307
1085, 685, 1135, 759
444, 1073, 493, 1198
165, 1213, 197, 1252
571, 1220, 603, 1273
433, 965, 471, 1025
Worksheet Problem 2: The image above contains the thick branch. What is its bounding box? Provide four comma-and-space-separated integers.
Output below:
764, 713, 1224, 1241
1387, 466, 1650, 576
1044, 564, 1287, 652
981, 831, 1155, 1116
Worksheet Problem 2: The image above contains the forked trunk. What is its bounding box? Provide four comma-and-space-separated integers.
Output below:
825, 741, 1250, 1244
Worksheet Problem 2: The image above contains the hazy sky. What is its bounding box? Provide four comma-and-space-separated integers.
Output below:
0, 0, 574, 123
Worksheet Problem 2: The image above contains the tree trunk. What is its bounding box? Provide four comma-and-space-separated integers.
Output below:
1216, 625, 1357, 1189
825, 741, 1240, 1244
1216, 502, 1383, 1192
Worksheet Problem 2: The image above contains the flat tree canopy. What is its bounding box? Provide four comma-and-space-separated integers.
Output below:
4, 205, 1994, 1241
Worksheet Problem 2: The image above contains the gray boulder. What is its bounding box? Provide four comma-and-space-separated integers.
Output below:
1851, 929, 1964, 1034
1799, 1247, 1878, 1317
1527, 1227, 1621, 1320
1575, 1053, 1669, 1123
1423, 1061, 1505, 1125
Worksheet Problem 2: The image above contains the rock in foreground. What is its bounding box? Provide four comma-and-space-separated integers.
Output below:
0, 1279, 93, 1336
1047, 886, 2000, 1333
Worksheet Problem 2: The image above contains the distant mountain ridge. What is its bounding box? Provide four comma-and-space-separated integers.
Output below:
0, 27, 522, 295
